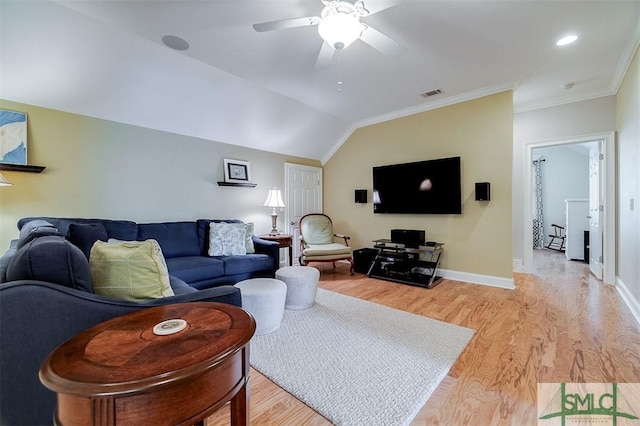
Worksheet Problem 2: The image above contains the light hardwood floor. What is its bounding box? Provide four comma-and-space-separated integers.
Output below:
208, 249, 640, 425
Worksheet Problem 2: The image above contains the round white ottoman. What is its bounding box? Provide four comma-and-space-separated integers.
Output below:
276, 266, 320, 310
235, 278, 287, 335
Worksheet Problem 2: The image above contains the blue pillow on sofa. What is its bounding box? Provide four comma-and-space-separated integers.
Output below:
16, 227, 62, 249
15, 220, 61, 249
18, 219, 56, 240
6, 235, 93, 293
67, 223, 108, 259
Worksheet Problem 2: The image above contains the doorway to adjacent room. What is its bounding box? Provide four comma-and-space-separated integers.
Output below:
524, 131, 615, 284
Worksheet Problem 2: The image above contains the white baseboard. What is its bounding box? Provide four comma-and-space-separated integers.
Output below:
512, 258, 524, 273
438, 269, 515, 290
616, 276, 640, 326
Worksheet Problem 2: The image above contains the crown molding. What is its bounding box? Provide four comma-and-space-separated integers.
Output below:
321, 83, 514, 164
322, 22, 640, 164
512, 89, 616, 114
321, 124, 358, 165
611, 21, 640, 94
515, 22, 639, 115
354, 83, 514, 130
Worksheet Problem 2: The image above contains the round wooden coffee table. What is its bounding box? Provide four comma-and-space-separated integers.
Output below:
39, 302, 255, 426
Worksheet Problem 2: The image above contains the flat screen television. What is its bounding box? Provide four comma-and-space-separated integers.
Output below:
373, 156, 462, 214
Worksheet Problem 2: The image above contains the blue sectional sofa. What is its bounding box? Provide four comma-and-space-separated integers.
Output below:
0, 217, 267, 425
14, 217, 280, 289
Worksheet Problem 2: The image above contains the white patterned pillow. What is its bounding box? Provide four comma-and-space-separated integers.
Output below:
245, 222, 255, 254
208, 222, 247, 256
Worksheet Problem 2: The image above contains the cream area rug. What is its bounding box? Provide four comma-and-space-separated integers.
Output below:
249, 288, 474, 426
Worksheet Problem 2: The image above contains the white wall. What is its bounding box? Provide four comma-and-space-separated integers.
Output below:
616, 46, 640, 313
513, 96, 616, 271
532, 145, 590, 246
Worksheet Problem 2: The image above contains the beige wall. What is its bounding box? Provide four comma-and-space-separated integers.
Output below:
0, 100, 319, 249
323, 91, 513, 279
616, 46, 640, 305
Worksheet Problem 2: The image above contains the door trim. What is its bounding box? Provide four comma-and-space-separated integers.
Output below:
523, 131, 616, 285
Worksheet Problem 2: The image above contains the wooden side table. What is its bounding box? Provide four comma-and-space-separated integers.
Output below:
259, 234, 293, 266
39, 302, 255, 426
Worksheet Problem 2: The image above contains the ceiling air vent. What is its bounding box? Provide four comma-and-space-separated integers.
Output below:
420, 89, 442, 98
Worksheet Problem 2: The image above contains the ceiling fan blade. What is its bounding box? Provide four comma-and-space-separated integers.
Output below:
361, 0, 403, 16
252, 16, 320, 32
315, 42, 335, 69
359, 25, 406, 57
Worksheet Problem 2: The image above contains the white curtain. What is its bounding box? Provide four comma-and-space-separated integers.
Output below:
532, 158, 545, 248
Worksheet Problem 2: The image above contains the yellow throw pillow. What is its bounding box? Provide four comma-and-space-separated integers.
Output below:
89, 239, 174, 301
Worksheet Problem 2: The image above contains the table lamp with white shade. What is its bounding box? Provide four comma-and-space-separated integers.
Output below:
263, 188, 285, 235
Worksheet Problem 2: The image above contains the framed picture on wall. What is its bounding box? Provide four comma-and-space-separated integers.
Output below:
223, 159, 251, 183
0, 109, 27, 165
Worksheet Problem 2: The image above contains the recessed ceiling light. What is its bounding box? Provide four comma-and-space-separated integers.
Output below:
561, 82, 575, 90
556, 34, 578, 46
162, 35, 190, 51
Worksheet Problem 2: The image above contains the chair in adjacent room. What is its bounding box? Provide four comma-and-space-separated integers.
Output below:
546, 224, 566, 251
298, 213, 354, 275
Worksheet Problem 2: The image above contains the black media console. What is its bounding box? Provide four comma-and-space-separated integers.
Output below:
367, 239, 444, 289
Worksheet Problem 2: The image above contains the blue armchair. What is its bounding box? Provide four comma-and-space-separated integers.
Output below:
0, 230, 241, 425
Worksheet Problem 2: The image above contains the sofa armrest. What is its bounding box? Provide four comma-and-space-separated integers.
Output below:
0, 280, 241, 426
0, 239, 18, 283
152, 284, 242, 306
253, 235, 280, 274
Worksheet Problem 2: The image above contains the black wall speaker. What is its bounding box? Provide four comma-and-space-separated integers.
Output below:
355, 189, 367, 203
475, 182, 490, 201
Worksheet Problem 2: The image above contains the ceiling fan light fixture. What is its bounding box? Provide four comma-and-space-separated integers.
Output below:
318, 12, 362, 50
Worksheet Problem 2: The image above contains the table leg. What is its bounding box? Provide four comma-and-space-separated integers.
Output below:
230, 346, 250, 426
288, 246, 293, 266
229, 382, 248, 426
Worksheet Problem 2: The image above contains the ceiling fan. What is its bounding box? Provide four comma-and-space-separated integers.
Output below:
252, 0, 405, 68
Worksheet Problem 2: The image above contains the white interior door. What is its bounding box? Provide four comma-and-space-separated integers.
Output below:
285, 163, 322, 264
589, 143, 603, 279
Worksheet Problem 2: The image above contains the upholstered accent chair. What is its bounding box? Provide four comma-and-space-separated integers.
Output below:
298, 213, 354, 275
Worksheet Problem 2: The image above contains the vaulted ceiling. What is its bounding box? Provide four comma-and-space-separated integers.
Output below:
1, 0, 638, 162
